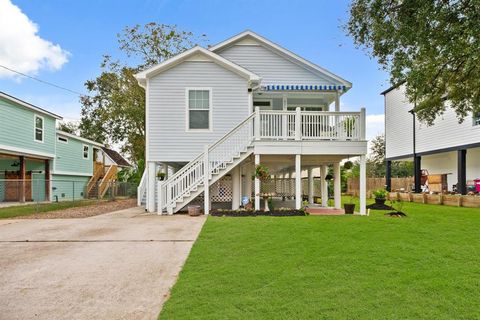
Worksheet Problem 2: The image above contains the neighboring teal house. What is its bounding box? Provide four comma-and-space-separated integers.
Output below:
0, 91, 127, 203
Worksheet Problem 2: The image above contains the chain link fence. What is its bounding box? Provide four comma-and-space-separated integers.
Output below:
0, 179, 137, 209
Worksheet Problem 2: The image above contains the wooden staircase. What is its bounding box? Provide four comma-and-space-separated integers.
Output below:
86, 163, 118, 198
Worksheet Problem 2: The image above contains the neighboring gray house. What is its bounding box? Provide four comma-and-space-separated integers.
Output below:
136, 30, 368, 214
383, 83, 480, 194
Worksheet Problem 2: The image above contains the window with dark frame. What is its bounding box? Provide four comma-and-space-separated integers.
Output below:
474, 112, 480, 126
83, 145, 89, 159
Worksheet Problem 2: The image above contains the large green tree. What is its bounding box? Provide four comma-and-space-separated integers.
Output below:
347, 0, 480, 124
79, 23, 206, 165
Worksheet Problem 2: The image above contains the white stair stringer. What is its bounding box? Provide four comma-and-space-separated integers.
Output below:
173, 147, 253, 213
158, 113, 256, 214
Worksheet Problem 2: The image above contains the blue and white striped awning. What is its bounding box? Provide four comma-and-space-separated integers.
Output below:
262, 85, 347, 91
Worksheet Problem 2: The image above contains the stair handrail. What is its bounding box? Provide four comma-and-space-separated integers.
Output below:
99, 165, 117, 197
160, 112, 255, 212
137, 169, 148, 206
86, 163, 104, 194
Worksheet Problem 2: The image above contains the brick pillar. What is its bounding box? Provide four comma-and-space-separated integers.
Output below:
19, 156, 25, 202
45, 159, 50, 201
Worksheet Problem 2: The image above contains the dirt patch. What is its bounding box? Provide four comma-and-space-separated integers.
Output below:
14, 199, 137, 219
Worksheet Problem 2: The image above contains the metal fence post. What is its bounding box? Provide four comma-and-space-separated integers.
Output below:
72, 181, 75, 205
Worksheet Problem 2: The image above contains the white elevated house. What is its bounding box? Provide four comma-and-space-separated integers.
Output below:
383, 83, 480, 194
136, 30, 368, 214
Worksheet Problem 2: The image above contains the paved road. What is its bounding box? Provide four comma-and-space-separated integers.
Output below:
0, 208, 206, 320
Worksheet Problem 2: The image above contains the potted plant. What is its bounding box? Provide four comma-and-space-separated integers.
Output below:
255, 164, 271, 211
343, 160, 353, 170
344, 196, 355, 214
157, 171, 166, 181
373, 188, 388, 205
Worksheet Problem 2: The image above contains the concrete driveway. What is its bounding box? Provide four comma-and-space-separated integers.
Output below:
0, 208, 206, 320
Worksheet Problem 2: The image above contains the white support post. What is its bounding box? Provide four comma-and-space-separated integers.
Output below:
232, 166, 240, 210
360, 107, 366, 140
146, 161, 156, 213
204, 145, 210, 215
308, 167, 314, 204
320, 165, 328, 207
157, 181, 164, 215
295, 154, 302, 209
254, 106, 261, 141
335, 91, 340, 112
254, 154, 261, 210
295, 107, 301, 141
334, 162, 341, 209
244, 163, 253, 202
282, 95, 288, 139
360, 155, 367, 215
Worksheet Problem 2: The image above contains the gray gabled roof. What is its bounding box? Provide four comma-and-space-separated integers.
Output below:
0, 91, 63, 119
209, 30, 352, 88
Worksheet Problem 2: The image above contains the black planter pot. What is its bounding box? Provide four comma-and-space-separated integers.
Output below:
375, 198, 386, 205
344, 203, 355, 214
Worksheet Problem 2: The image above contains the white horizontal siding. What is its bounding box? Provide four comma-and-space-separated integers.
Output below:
147, 61, 249, 162
217, 44, 337, 86
384, 86, 414, 159
416, 104, 480, 154
385, 84, 480, 159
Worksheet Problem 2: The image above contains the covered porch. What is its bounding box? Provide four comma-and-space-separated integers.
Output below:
0, 153, 52, 203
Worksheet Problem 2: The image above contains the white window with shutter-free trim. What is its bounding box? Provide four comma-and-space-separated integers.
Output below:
187, 89, 211, 130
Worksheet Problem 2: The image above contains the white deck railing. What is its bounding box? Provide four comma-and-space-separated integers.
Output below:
257, 108, 365, 141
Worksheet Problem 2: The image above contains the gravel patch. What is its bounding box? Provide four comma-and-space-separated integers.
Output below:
14, 199, 137, 219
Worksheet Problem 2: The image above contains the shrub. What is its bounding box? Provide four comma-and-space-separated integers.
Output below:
373, 188, 388, 199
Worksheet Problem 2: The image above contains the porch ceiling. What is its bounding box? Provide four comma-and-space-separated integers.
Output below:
253, 91, 337, 106
254, 154, 349, 174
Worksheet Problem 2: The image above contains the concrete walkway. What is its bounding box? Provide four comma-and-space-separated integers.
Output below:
0, 207, 206, 320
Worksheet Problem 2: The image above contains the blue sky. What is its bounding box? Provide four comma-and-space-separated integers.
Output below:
0, 0, 389, 138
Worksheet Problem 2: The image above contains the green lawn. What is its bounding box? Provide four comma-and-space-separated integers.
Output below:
0, 200, 97, 219
160, 200, 480, 319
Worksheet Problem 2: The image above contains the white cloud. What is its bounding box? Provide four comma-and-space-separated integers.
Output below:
0, 0, 69, 79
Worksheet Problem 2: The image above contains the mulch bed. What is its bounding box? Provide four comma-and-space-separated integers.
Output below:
366, 203, 394, 210
385, 211, 407, 217
15, 199, 137, 219
211, 210, 307, 217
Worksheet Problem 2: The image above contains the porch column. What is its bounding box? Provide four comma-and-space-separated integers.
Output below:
457, 149, 467, 195
333, 162, 341, 209
146, 161, 156, 212
45, 159, 50, 201
295, 154, 302, 209
244, 163, 252, 201
254, 154, 260, 210
335, 91, 340, 112
19, 156, 25, 203
320, 165, 328, 207
231, 166, 241, 210
307, 167, 314, 204
386, 160, 392, 192
360, 155, 367, 215
414, 156, 422, 193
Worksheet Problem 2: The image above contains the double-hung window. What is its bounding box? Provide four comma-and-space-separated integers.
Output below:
34, 115, 44, 142
187, 89, 211, 130
83, 145, 89, 159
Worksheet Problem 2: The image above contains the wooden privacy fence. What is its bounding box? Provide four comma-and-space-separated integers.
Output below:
347, 177, 414, 197
388, 192, 480, 208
